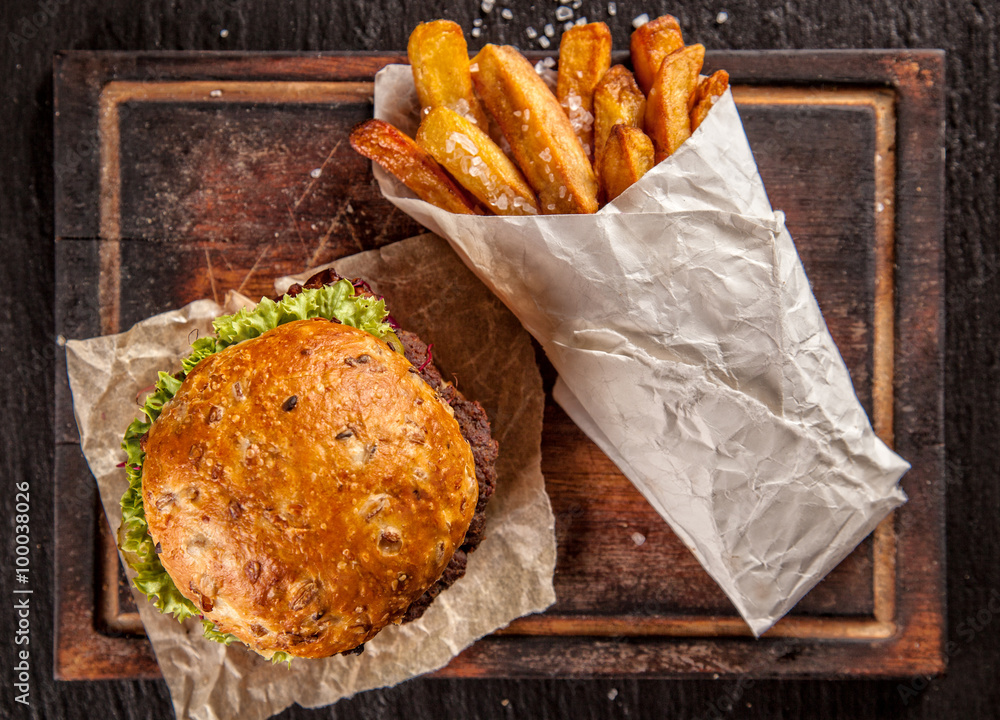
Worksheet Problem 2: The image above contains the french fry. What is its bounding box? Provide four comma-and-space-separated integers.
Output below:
417, 107, 539, 216
408, 20, 491, 132
349, 119, 480, 215
630, 15, 684, 94
471, 44, 598, 214
690, 69, 730, 131
352, 17, 730, 215
644, 44, 705, 163
592, 65, 646, 180
556, 22, 612, 160
599, 124, 654, 202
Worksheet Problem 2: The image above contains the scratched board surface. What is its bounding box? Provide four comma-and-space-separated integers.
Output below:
52, 51, 944, 681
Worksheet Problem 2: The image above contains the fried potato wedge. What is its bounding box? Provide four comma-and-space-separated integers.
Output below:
599, 124, 654, 202
417, 107, 539, 216
630, 15, 685, 94
349, 119, 479, 215
471, 44, 598, 214
593, 65, 646, 179
644, 44, 705, 163
556, 22, 612, 160
690, 69, 730, 131
408, 20, 490, 132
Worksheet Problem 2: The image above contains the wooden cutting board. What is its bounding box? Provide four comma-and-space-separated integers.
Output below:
53, 49, 945, 680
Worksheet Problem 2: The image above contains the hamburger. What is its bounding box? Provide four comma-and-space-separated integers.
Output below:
118, 270, 497, 662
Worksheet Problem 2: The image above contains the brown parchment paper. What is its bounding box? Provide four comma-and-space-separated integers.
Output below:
64, 233, 556, 720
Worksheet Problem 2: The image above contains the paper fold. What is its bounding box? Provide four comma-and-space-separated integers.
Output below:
372, 63, 908, 635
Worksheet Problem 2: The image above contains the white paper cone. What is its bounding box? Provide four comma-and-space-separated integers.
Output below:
372, 64, 909, 635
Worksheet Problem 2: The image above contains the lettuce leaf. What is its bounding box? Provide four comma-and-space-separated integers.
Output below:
213, 280, 401, 354
119, 280, 399, 663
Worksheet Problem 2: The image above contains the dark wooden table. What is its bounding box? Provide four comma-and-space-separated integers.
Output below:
2, 1, 998, 719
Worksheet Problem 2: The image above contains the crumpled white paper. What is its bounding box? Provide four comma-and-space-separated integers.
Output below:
372, 63, 909, 635
65, 235, 556, 720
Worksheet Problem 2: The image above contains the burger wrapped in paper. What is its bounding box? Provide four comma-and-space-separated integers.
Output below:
118, 270, 498, 662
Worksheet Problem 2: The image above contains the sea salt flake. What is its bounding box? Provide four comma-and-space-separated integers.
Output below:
501, 8, 513, 19
526, 26, 538, 39
631, 532, 646, 546
607, 1, 617, 16
716, 10, 729, 23
544, 23, 555, 36
309, 168, 322, 178
576, 16, 587, 25
481, 0, 495, 12
453, 97, 472, 120
534, 59, 558, 91
555, 6, 573, 21
209, 89, 222, 98
538, 36, 551, 48
632, 13, 650, 28
567, 102, 595, 136
471, 27, 482, 38
449, 131, 479, 156
473, 17, 483, 27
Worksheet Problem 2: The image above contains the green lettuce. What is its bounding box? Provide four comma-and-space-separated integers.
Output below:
213, 279, 401, 353
119, 280, 400, 665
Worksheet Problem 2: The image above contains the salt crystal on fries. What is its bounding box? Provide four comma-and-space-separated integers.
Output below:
630, 14, 684, 94
408, 20, 491, 131
350, 119, 480, 215
644, 43, 705, 163
691, 70, 731, 131
599, 124, 654, 201
556, 22, 612, 161
592, 65, 646, 183
471, 44, 598, 214
417, 107, 539, 216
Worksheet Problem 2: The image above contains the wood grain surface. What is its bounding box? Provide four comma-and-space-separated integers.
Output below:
2, 1, 998, 719
50, 48, 943, 684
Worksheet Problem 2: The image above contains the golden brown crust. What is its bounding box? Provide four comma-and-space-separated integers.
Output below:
141, 319, 478, 658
